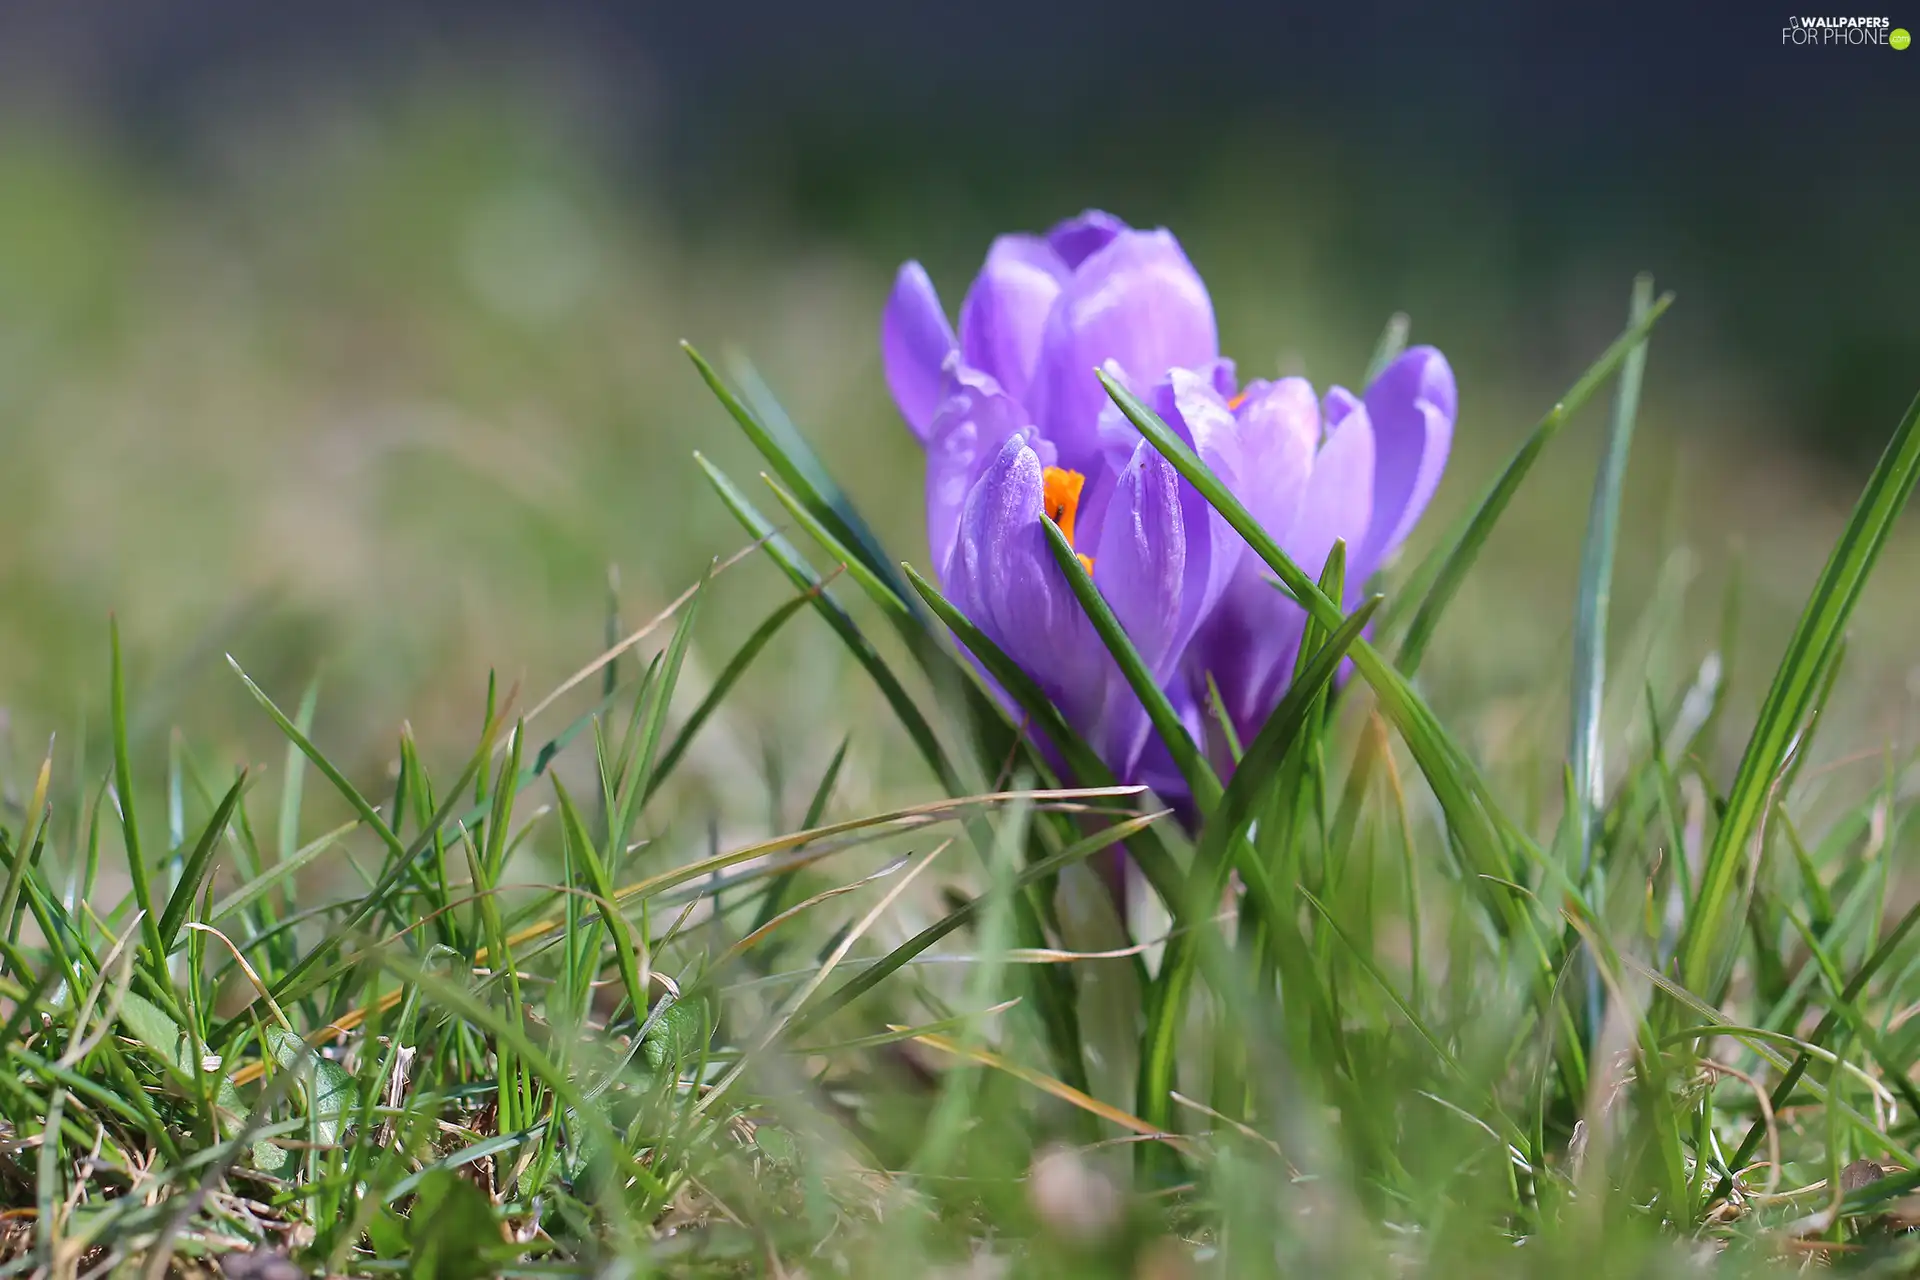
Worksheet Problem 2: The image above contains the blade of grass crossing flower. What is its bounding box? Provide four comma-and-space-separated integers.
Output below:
1041, 517, 1222, 812
700, 369, 1068, 888
1099, 373, 1519, 896
1136, 598, 1377, 1149
1396, 292, 1674, 674
761, 470, 1065, 837
1103, 370, 1576, 1091
698, 456, 1092, 1088
902, 565, 1188, 916
1680, 387, 1920, 1000
1276, 544, 1346, 983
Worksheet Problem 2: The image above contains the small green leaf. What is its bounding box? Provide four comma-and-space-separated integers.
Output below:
641, 995, 709, 1071
117, 991, 190, 1075
264, 1024, 357, 1146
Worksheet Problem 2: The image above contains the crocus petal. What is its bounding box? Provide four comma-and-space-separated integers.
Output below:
1171, 376, 1317, 741
882, 261, 959, 442
1090, 440, 1189, 772
1028, 229, 1219, 469
1093, 441, 1188, 677
1287, 401, 1377, 590
945, 434, 1109, 731
1201, 357, 1239, 401
1228, 376, 1318, 551
958, 236, 1068, 403
923, 359, 1030, 573
1046, 209, 1129, 268
1323, 385, 1363, 431
1356, 346, 1455, 582
1155, 369, 1245, 654
1185, 400, 1374, 742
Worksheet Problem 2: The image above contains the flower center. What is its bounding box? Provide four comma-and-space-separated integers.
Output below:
1042, 466, 1095, 575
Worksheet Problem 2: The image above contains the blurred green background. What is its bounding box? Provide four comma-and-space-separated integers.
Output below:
0, 2, 1914, 811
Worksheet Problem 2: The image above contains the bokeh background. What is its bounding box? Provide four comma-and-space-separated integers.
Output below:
0, 0, 1914, 810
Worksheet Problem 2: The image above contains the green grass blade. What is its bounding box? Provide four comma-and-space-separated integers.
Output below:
1134, 597, 1378, 1144
683, 342, 910, 606
648, 589, 814, 802
276, 677, 321, 869
609, 567, 705, 852
901, 563, 1188, 914
109, 620, 169, 983
748, 736, 851, 937
227, 656, 406, 863
1680, 386, 1920, 998
1395, 292, 1674, 673
155, 772, 247, 956
1570, 274, 1655, 880
1097, 370, 1519, 893
761, 471, 921, 639
695, 452, 954, 794
698, 454, 1091, 1089
1040, 515, 1221, 812
208, 819, 357, 925
553, 779, 650, 1027
1363, 312, 1411, 385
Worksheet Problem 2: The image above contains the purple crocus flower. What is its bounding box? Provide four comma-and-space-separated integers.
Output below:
883, 211, 1234, 779
881, 210, 1456, 797
1157, 347, 1457, 761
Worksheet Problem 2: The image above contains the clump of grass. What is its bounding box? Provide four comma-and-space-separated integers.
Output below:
4, 279, 1920, 1279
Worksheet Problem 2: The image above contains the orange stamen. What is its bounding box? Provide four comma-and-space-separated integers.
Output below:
1226, 390, 1249, 411
1041, 466, 1086, 547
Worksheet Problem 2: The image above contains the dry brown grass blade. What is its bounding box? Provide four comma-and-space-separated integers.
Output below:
900, 1029, 1193, 1153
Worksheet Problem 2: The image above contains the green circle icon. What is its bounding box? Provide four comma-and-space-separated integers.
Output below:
1895, 27, 1912, 48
